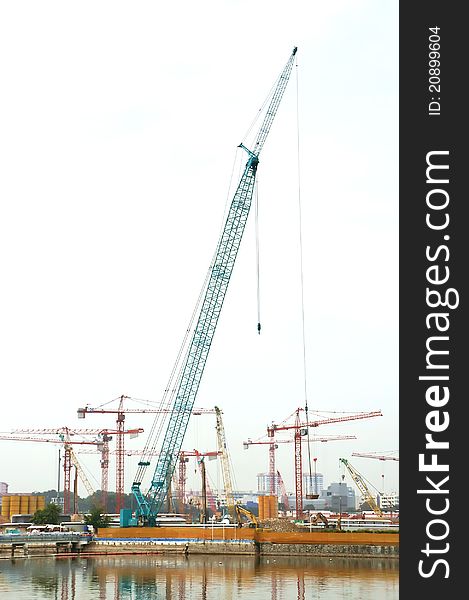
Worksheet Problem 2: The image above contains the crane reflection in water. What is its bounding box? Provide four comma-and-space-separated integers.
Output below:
3, 554, 398, 600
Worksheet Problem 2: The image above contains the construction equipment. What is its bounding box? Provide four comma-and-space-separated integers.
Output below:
276, 470, 289, 512
215, 406, 236, 519
0, 433, 101, 513
244, 433, 357, 495
130, 47, 298, 526
79, 445, 219, 515
339, 457, 383, 517
13, 426, 143, 513
352, 451, 399, 461
271, 409, 382, 518
310, 512, 329, 527
178, 449, 219, 513
246, 408, 382, 518
77, 395, 214, 512
235, 504, 259, 528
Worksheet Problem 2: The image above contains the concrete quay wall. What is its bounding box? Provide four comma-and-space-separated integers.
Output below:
258, 542, 398, 558
89, 539, 398, 558
91, 527, 399, 559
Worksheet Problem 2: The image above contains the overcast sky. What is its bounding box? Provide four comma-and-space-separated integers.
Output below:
0, 1, 398, 502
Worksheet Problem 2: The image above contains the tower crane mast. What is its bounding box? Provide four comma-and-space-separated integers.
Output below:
131, 47, 298, 525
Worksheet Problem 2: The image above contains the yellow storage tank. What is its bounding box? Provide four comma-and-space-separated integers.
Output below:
9, 496, 21, 517
269, 494, 278, 518
258, 495, 267, 520
20, 496, 29, 513
1, 496, 11, 518
259, 494, 277, 519
29, 495, 38, 513
0, 494, 46, 519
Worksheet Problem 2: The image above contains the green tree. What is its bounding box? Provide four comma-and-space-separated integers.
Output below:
84, 505, 111, 534
32, 503, 61, 525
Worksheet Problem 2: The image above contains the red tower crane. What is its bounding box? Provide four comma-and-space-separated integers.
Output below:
0, 433, 102, 514
243, 434, 357, 497
78, 446, 220, 516
12, 426, 143, 512
265, 408, 383, 518
77, 395, 216, 512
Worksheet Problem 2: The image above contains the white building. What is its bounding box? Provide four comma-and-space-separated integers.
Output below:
256, 473, 275, 494
378, 491, 399, 510
303, 473, 324, 496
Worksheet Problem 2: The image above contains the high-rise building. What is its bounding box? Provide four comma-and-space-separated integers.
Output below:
256, 473, 275, 494
0, 482, 8, 496
303, 472, 324, 496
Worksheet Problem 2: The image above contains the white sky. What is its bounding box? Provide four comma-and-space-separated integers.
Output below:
0, 1, 398, 501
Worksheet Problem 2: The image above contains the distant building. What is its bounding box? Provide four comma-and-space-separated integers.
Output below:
257, 473, 275, 494
378, 491, 399, 510
213, 491, 258, 509
303, 473, 324, 496
321, 482, 356, 512
0, 483, 9, 511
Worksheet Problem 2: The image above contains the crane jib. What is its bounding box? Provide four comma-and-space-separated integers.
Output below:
131, 47, 297, 526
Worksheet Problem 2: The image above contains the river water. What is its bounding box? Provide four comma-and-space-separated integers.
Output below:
0, 554, 398, 599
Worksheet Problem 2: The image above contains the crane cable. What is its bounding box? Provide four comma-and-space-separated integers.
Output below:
255, 179, 261, 333
294, 53, 314, 484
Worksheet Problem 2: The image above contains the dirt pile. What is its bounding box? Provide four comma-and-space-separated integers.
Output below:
261, 518, 302, 533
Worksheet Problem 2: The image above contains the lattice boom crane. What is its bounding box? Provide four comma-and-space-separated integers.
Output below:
131, 47, 298, 525
215, 406, 236, 519
339, 457, 383, 517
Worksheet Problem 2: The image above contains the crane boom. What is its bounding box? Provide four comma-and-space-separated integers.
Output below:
131, 47, 297, 524
339, 458, 383, 517
69, 446, 95, 497
215, 406, 235, 517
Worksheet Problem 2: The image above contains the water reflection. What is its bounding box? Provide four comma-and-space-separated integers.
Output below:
0, 554, 398, 599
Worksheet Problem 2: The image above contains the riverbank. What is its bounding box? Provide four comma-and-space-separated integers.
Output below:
91, 526, 399, 558
1, 527, 399, 560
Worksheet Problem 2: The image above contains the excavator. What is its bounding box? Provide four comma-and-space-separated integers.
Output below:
235, 504, 260, 529
309, 512, 329, 527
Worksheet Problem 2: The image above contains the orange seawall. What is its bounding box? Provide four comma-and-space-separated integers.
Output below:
97, 527, 398, 546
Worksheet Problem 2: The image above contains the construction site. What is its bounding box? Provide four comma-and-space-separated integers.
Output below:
0, 47, 398, 557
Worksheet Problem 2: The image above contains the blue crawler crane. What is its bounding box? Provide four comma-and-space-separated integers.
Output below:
130, 47, 298, 526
